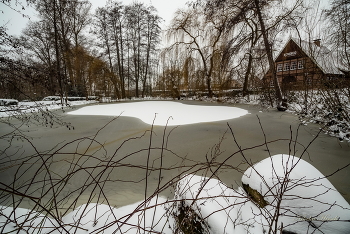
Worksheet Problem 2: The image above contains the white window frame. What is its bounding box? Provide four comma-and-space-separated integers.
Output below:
284, 62, 290, 71
290, 61, 297, 70
277, 64, 283, 72
298, 60, 304, 69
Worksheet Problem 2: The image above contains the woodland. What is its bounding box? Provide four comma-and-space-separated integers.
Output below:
0, 0, 348, 105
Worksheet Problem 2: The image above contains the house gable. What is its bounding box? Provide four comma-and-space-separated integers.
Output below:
263, 37, 348, 89
275, 39, 307, 63
272, 38, 326, 78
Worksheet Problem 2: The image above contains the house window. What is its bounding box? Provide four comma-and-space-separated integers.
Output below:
284, 62, 290, 71
277, 64, 283, 72
298, 60, 304, 69
290, 61, 297, 70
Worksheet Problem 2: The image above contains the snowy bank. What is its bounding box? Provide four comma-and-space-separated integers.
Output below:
0, 100, 97, 118
68, 101, 249, 126
0, 197, 174, 234
174, 174, 268, 233
1, 155, 348, 234
0, 98, 18, 106
242, 154, 350, 233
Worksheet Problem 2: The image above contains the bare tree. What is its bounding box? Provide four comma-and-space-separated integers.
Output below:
107, 0, 126, 99
325, 0, 350, 69
125, 2, 145, 98
92, 1, 161, 99
141, 5, 161, 97
167, 6, 230, 97
93, 6, 121, 99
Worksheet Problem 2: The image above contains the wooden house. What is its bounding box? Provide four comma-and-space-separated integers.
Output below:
263, 37, 349, 90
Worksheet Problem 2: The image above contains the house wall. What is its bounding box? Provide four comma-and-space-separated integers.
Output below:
275, 57, 324, 88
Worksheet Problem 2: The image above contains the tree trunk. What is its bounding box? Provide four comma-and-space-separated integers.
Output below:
112, 22, 124, 99
53, 0, 64, 104
254, 0, 283, 104
206, 76, 212, 97
118, 20, 126, 99
243, 53, 253, 96
142, 35, 151, 97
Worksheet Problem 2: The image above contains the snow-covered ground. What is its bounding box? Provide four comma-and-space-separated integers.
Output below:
0, 99, 18, 106
0, 100, 97, 118
68, 101, 249, 126
286, 92, 350, 142
1, 155, 349, 233
242, 154, 350, 233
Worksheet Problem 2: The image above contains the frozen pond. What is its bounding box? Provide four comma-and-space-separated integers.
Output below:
0, 101, 349, 233
68, 100, 249, 126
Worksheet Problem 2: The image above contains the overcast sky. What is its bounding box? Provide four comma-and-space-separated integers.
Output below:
0, 0, 189, 36
1, 0, 331, 38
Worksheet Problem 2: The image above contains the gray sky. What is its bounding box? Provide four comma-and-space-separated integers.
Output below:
1, 0, 331, 38
0, 0, 189, 36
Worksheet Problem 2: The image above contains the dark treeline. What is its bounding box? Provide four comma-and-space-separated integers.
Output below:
0, 0, 161, 102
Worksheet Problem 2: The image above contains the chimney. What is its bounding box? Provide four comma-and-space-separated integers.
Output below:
313, 39, 321, 47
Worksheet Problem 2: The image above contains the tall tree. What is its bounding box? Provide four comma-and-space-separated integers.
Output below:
108, 0, 126, 98
141, 5, 161, 97
125, 2, 145, 97
70, 1, 92, 97
92, 1, 161, 98
93, 6, 120, 98
325, 0, 350, 69
167, 6, 230, 97
21, 21, 57, 94
253, 0, 282, 103
32, 0, 93, 101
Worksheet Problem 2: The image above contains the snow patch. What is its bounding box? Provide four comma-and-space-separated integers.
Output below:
68, 101, 249, 126
175, 174, 268, 233
0, 99, 18, 106
0, 197, 174, 234
242, 154, 350, 233
0, 100, 97, 118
